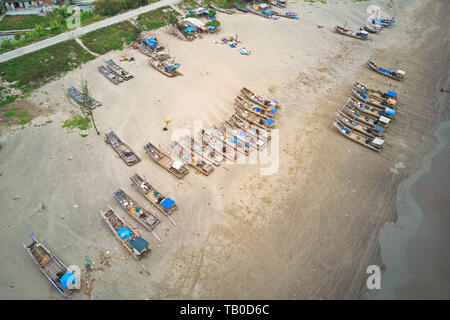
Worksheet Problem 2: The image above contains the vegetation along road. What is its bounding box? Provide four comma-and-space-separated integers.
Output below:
0, 0, 180, 63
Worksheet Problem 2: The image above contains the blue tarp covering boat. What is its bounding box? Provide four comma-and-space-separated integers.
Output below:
143, 38, 157, 48
387, 90, 397, 98
379, 68, 392, 74
161, 198, 175, 210
60, 272, 76, 289
384, 107, 395, 116
117, 227, 132, 239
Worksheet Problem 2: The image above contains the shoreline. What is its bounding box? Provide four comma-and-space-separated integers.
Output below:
375, 120, 450, 299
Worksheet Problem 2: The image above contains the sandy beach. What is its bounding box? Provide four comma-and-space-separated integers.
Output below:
0, 0, 448, 299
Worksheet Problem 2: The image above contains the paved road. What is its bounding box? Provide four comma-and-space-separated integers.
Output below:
0, 0, 180, 63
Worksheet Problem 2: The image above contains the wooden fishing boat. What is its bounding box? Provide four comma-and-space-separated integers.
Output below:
222, 119, 266, 152
270, 0, 287, 8
367, 60, 405, 81
106, 131, 140, 166
363, 24, 381, 33
333, 119, 384, 152
353, 82, 398, 102
210, 4, 235, 14
235, 3, 249, 12
100, 208, 150, 259
112, 189, 161, 232
67, 87, 102, 110
130, 173, 177, 215
148, 54, 182, 77
336, 112, 384, 138
379, 17, 395, 27
106, 59, 133, 80
241, 87, 281, 110
246, 4, 273, 19
347, 97, 395, 119
277, 12, 299, 20
334, 26, 368, 40
198, 128, 238, 161
212, 124, 248, 155
138, 42, 153, 56
171, 141, 214, 176
228, 113, 271, 142
183, 135, 223, 166
341, 104, 391, 128
351, 88, 397, 110
23, 234, 76, 298
144, 142, 189, 178
234, 104, 275, 130
98, 65, 124, 84
235, 95, 278, 119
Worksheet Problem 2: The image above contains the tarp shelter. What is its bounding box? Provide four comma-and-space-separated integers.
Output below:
129, 236, 149, 254
185, 26, 195, 32
387, 90, 397, 98
117, 227, 132, 239
207, 25, 216, 30
182, 17, 205, 28
60, 272, 76, 289
172, 161, 184, 170
143, 38, 157, 48
190, 7, 209, 16
161, 198, 175, 210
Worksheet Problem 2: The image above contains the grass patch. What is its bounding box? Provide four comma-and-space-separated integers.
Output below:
137, 6, 180, 31
62, 114, 92, 131
80, 21, 140, 54
1, 106, 32, 124
177, 0, 199, 11
0, 9, 106, 53
0, 15, 49, 31
0, 40, 95, 105
2, 106, 18, 118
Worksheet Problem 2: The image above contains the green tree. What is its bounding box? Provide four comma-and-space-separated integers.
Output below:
208, 9, 216, 17
95, 0, 124, 16
164, 10, 181, 28
206, 20, 220, 28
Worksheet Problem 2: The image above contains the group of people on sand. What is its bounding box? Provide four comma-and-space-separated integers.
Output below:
218, 34, 251, 55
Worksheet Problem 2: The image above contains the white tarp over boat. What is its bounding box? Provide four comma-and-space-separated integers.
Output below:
182, 18, 205, 28
372, 137, 384, 146
172, 161, 184, 170
379, 115, 391, 124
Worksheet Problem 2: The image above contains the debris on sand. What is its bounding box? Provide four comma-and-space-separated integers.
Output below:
83, 278, 96, 298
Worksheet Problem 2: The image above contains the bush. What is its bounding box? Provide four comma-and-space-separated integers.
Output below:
95, 0, 124, 16
206, 19, 220, 28
208, 9, 216, 17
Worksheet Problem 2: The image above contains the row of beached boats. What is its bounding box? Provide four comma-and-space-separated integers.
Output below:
98, 59, 134, 85
25, 86, 281, 298
104, 87, 280, 179
332, 81, 399, 153
334, 15, 395, 41
245, 3, 298, 20
24, 168, 178, 298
